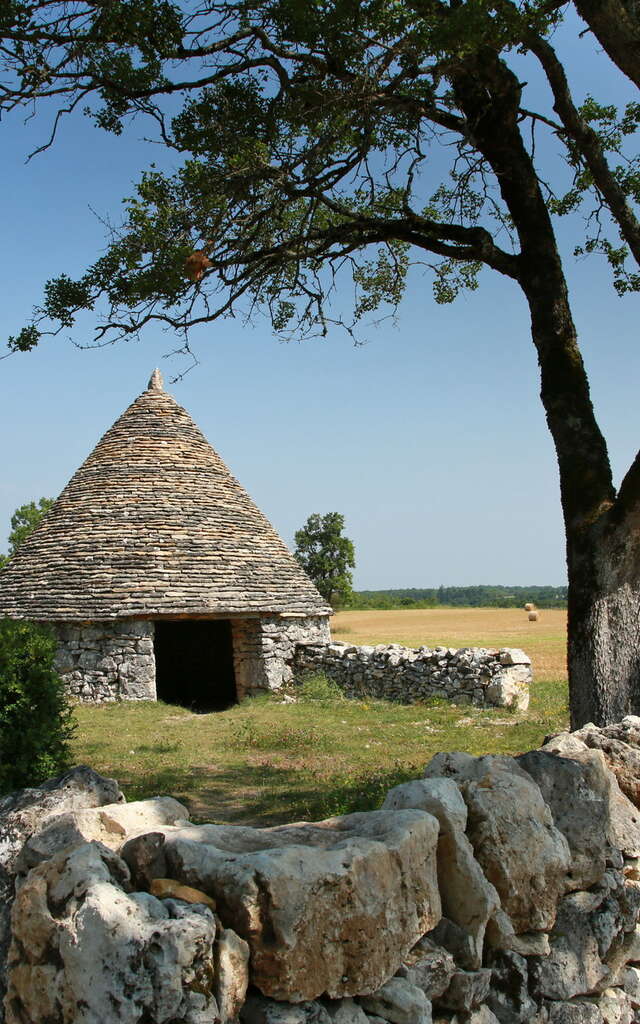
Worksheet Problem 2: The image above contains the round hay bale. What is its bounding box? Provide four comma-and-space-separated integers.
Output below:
524, 603, 535, 612
528, 610, 539, 621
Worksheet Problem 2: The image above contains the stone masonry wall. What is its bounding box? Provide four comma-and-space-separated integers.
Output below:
233, 614, 331, 698
54, 620, 156, 702
292, 641, 531, 710
6, 719, 640, 1023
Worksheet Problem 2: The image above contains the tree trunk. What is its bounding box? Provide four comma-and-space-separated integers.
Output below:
448, 50, 640, 727
573, 0, 640, 92
567, 516, 640, 727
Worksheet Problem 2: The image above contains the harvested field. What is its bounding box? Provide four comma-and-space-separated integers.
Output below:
332, 607, 567, 682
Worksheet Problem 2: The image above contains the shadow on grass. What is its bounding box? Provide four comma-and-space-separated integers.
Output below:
117, 759, 423, 827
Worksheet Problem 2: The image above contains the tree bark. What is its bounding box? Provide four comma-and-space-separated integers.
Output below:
448, 50, 640, 725
573, 0, 640, 92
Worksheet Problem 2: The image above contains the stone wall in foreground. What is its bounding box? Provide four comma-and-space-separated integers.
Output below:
5, 719, 640, 1023
292, 641, 532, 710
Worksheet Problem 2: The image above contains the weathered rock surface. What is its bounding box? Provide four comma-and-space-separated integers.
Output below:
435, 829, 499, 969
572, 718, 640, 808
425, 754, 571, 932
396, 938, 455, 1000
485, 949, 539, 1023
540, 736, 640, 858
596, 987, 634, 1023
437, 969, 492, 1012
17, 796, 189, 872
215, 925, 251, 1022
144, 809, 441, 1001
323, 998, 369, 1024
517, 751, 609, 890
382, 779, 467, 835
241, 995, 332, 1024
0, 766, 123, 1015
358, 977, 433, 1024
5, 841, 218, 1024
530, 891, 610, 1000
545, 1001, 603, 1023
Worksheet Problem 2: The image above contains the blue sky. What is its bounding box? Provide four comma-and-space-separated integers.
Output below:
1, 11, 638, 590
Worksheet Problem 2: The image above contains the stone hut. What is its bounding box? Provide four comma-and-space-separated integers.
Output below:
0, 370, 331, 708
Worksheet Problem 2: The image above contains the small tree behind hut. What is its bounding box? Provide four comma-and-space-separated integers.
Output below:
294, 514, 355, 608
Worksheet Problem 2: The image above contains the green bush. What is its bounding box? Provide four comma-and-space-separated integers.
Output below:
0, 619, 76, 795
296, 673, 344, 704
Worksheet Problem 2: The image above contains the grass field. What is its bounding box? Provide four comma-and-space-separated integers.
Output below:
72, 608, 569, 824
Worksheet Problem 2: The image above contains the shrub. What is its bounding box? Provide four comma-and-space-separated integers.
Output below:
297, 673, 344, 704
0, 619, 76, 794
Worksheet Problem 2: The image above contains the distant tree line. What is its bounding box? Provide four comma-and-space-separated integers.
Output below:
349, 586, 568, 611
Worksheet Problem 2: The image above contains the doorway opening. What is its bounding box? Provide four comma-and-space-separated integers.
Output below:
154, 619, 237, 711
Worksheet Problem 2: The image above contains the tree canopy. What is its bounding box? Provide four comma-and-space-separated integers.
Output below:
295, 512, 355, 606
0, 498, 54, 569
1, 0, 638, 354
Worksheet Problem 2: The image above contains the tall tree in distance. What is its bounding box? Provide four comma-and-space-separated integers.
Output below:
295, 514, 355, 608
0, 498, 54, 569
1, 1, 640, 725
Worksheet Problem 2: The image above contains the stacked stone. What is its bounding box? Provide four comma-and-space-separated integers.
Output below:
53, 620, 156, 701
6, 720, 640, 1023
293, 642, 531, 710
232, 615, 330, 697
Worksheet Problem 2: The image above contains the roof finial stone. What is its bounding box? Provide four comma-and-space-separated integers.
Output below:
148, 368, 164, 391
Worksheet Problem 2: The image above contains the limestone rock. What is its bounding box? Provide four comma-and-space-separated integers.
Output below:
545, 1002, 603, 1023
323, 999, 370, 1024
215, 926, 250, 1023
156, 809, 441, 1001
596, 988, 633, 1024
485, 949, 539, 1023
539, 739, 640, 859
436, 969, 492, 1012
435, 828, 500, 968
517, 750, 609, 890
241, 995, 332, 1024
0, 766, 123, 1015
485, 909, 518, 953
425, 754, 571, 932
382, 779, 467, 835
17, 796, 189, 872
572, 718, 640, 807
531, 891, 609, 1000
358, 978, 433, 1024
486, 666, 530, 711
396, 938, 455, 1000
5, 841, 218, 1024
427, 918, 479, 971
450, 1009, 501, 1024
621, 964, 640, 1006
121, 830, 169, 888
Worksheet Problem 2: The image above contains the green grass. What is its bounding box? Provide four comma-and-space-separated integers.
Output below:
72, 674, 568, 826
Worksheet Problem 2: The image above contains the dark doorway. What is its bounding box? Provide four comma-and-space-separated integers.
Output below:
154, 620, 237, 711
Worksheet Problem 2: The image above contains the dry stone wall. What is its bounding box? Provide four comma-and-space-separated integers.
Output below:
292, 642, 531, 710
234, 615, 331, 697
53, 620, 156, 701
5, 720, 640, 1022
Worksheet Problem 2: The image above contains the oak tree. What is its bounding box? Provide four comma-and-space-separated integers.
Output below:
295, 513, 355, 607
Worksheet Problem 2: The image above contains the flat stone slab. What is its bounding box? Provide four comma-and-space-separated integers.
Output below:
124, 809, 442, 1001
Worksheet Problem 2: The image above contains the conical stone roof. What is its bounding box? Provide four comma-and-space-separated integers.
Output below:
0, 371, 331, 621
